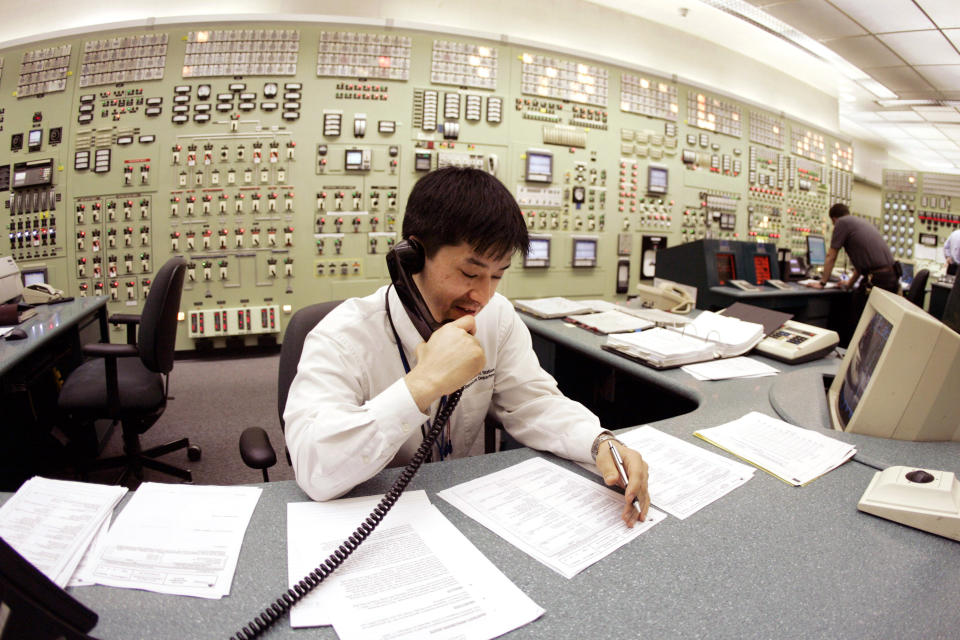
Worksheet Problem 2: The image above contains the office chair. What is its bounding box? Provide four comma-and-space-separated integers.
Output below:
904, 269, 929, 309
239, 300, 343, 482
58, 257, 200, 487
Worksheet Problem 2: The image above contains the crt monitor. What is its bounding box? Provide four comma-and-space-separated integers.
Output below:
806, 235, 827, 266
828, 287, 960, 441
524, 236, 550, 268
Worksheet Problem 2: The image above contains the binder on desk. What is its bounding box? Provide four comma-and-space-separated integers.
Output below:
0, 303, 37, 325
602, 311, 764, 369
564, 310, 654, 334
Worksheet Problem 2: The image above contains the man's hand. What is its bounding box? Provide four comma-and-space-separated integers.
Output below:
595, 442, 650, 527
839, 277, 854, 290
804, 281, 824, 289
405, 316, 485, 412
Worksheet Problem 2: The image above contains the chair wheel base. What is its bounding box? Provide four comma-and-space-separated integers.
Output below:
187, 445, 202, 462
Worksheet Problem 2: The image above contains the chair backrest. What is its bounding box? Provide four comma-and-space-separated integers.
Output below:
277, 300, 343, 429
905, 268, 929, 308
137, 257, 186, 374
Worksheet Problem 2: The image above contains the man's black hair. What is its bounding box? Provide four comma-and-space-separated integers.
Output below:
829, 203, 850, 219
403, 167, 528, 258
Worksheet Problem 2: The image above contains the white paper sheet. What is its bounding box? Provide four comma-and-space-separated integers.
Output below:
681, 356, 780, 381
694, 411, 857, 486
0, 477, 127, 588
581, 427, 755, 520
88, 483, 261, 598
438, 457, 663, 579
288, 491, 544, 640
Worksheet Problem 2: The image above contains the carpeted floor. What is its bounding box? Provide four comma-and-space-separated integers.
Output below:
79, 351, 296, 488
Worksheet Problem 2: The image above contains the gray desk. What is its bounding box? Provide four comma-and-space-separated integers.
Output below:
0, 296, 108, 380
1, 296, 109, 489
6, 312, 960, 639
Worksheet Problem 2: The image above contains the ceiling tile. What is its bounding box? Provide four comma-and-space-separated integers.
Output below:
899, 123, 949, 139
876, 30, 960, 65
877, 110, 925, 121
913, 106, 960, 122
869, 123, 912, 138
918, 1, 960, 29
824, 35, 903, 67
763, 0, 867, 40
866, 65, 937, 92
945, 29, 960, 51
847, 111, 884, 121
936, 124, 960, 140
829, 0, 934, 33
913, 65, 960, 91
922, 138, 960, 150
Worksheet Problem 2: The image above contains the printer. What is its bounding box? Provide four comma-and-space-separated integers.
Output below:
0, 256, 24, 304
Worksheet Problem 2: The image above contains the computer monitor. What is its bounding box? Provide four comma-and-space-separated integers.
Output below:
899, 261, 914, 287
715, 252, 736, 285
828, 287, 960, 441
524, 236, 550, 268
806, 235, 826, 266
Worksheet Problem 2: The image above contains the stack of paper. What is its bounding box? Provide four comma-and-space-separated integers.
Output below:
604, 310, 764, 368
681, 356, 780, 381
84, 483, 262, 598
287, 490, 544, 640
565, 309, 654, 334
580, 426, 755, 520
439, 457, 663, 578
513, 297, 619, 318
694, 411, 857, 486
620, 306, 693, 328
0, 477, 127, 588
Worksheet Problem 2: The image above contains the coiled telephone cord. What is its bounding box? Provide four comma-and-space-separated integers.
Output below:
230, 387, 463, 640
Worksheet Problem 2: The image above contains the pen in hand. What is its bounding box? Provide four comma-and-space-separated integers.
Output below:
608, 441, 644, 517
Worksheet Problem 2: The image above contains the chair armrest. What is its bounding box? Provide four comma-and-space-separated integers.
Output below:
81, 343, 139, 358
239, 427, 277, 470
109, 313, 142, 344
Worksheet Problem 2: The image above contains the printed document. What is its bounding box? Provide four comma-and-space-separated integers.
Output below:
694, 411, 856, 485
580, 427, 755, 520
287, 491, 544, 640
88, 483, 261, 598
438, 457, 663, 578
0, 476, 127, 587
681, 356, 780, 381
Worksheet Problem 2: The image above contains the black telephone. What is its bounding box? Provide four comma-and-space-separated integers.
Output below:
233, 238, 463, 640
0, 536, 99, 640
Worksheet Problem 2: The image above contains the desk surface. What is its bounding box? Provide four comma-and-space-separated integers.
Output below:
0, 296, 108, 377
5, 312, 960, 639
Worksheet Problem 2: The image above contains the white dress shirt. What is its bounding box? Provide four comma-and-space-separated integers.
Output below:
945, 229, 960, 264
284, 285, 604, 501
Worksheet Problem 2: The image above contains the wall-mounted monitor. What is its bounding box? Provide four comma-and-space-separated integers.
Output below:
647, 165, 668, 195
828, 287, 960, 441
525, 150, 553, 183
572, 237, 598, 268
524, 235, 550, 268
344, 148, 370, 171
806, 235, 826, 266
21, 266, 47, 286
715, 252, 736, 284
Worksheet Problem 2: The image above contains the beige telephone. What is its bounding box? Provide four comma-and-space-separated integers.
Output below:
21, 282, 65, 304
634, 282, 694, 314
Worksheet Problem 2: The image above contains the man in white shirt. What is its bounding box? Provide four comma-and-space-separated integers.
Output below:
944, 228, 960, 275
285, 167, 650, 526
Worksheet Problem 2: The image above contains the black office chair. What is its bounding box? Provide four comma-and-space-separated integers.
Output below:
58, 257, 200, 487
239, 300, 343, 481
905, 268, 929, 309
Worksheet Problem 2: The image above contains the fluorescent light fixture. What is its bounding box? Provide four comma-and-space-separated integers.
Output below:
876, 99, 938, 107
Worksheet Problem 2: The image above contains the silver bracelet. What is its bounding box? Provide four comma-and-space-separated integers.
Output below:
591, 431, 622, 461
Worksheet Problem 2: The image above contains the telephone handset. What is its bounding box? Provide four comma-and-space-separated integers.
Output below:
634, 282, 694, 314
233, 237, 464, 640
385, 237, 442, 341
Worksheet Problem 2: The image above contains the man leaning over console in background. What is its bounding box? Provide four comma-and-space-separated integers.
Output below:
284, 167, 650, 526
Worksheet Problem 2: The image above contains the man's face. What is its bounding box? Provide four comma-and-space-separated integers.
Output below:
413, 242, 513, 323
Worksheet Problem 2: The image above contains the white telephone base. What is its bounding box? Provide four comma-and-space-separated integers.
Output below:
858, 466, 960, 542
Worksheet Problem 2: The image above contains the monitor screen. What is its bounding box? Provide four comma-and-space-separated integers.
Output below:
344, 149, 364, 170
572, 238, 597, 267
806, 235, 826, 266
900, 262, 914, 285
22, 268, 46, 286
788, 258, 805, 276
716, 253, 736, 284
525, 152, 553, 183
753, 255, 771, 285
524, 237, 550, 268
836, 311, 893, 428
647, 166, 668, 195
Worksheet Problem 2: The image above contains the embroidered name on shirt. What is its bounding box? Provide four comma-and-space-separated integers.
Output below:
464, 368, 495, 389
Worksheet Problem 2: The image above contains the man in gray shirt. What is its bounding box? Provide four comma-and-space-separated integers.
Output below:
805, 203, 899, 330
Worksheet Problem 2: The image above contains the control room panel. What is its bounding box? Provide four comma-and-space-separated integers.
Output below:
0, 23, 859, 349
